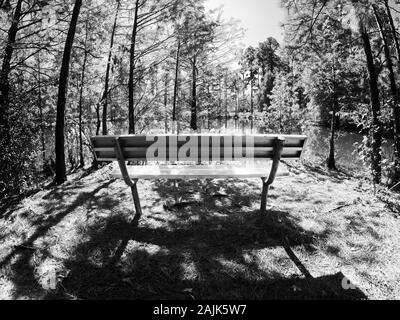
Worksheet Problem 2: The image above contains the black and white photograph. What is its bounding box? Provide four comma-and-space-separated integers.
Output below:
0, 0, 400, 304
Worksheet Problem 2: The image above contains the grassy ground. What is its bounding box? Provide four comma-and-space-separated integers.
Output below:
0, 161, 399, 300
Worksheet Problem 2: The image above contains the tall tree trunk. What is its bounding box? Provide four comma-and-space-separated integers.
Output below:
128, 0, 140, 134
54, 0, 82, 185
218, 77, 222, 128
384, 0, 400, 71
96, 103, 101, 135
37, 53, 46, 171
327, 90, 338, 170
0, 0, 23, 144
190, 57, 197, 131
242, 72, 246, 110
207, 86, 211, 130
327, 60, 337, 170
360, 19, 383, 185
374, 4, 400, 182
78, 18, 89, 168
250, 72, 254, 115
236, 89, 239, 132
102, 0, 121, 136
172, 38, 181, 127
250, 72, 254, 133
224, 74, 228, 129
164, 73, 169, 133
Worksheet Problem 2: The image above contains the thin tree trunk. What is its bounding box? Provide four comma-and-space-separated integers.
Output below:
164, 73, 169, 133
128, 0, 140, 134
360, 19, 383, 185
242, 72, 246, 111
96, 103, 101, 135
207, 86, 211, 130
0, 0, 23, 144
172, 39, 181, 127
250, 72, 254, 133
54, 0, 82, 184
236, 89, 239, 132
384, 0, 400, 71
78, 18, 89, 168
224, 74, 228, 129
102, 0, 121, 136
37, 53, 46, 171
327, 58, 337, 170
250, 72, 254, 115
218, 77, 222, 128
190, 57, 197, 131
327, 91, 337, 170
178, 89, 184, 135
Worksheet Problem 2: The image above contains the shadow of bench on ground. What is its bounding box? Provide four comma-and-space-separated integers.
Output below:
3, 178, 367, 300
49, 211, 365, 299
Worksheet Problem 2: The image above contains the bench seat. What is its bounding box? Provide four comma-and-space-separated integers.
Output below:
110, 164, 290, 180
90, 134, 307, 217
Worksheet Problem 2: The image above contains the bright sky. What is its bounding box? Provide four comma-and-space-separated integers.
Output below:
205, 0, 286, 47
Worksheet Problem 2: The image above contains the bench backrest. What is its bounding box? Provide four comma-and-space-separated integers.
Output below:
90, 135, 307, 162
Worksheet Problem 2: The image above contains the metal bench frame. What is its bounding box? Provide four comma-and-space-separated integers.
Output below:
111, 136, 286, 217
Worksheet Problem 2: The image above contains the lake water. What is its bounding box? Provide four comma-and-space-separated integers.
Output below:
302, 126, 365, 171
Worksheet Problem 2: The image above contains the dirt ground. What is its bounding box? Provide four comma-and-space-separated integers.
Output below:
0, 161, 399, 300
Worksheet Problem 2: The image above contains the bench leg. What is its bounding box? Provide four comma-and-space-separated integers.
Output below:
130, 183, 143, 218
260, 179, 270, 216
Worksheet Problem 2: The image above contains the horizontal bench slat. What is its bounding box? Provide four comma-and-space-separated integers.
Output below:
94, 147, 304, 153
95, 149, 302, 161
110, 164, 289, 180
97, 157, 302, 162
91, 135, 307, 148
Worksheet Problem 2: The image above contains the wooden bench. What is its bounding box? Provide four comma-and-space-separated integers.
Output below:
90, 134, 307, 217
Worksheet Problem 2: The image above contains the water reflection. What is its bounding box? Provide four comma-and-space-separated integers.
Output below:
302, 127, 365, 171
302, 127, 393, 172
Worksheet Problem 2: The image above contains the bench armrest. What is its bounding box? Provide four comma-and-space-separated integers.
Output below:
265, 137, 285, 185
114, 137, 137, 187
